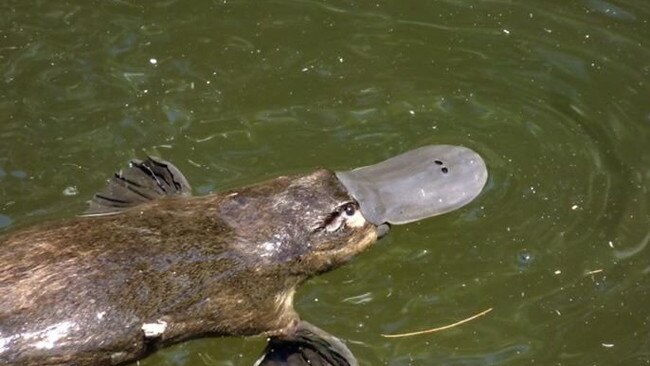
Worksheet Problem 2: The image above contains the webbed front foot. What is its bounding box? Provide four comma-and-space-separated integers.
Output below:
255, 321, 357, 366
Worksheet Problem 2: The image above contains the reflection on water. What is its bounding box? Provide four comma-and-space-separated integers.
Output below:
1, 0, 649, 365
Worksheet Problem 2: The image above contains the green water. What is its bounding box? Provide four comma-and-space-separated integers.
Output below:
1, 0, 649, 365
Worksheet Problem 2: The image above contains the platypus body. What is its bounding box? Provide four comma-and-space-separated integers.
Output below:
0, 146, 488, 365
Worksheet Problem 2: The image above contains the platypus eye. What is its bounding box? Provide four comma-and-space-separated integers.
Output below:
314, 202, 361, 233
340, 201, 366, 229
343, 202, 356, 216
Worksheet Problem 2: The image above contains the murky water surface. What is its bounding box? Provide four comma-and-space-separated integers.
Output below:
1, 0, 649, 365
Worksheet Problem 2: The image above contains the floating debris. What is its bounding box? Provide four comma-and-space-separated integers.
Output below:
584, 269, 603, 276
381, 308, 493, 338
62, 186, 79, 196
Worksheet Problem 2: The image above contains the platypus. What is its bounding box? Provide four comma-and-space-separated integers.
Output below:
0, 145, 488, 366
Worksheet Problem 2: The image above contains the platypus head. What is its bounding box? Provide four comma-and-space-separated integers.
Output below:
217, 169, 380, 276
217, 145, 488, 277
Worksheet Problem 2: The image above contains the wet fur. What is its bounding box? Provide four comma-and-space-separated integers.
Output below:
0, 169, 378, 365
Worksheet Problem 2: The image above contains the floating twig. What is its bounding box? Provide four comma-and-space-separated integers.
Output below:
381, 307, 493, 338
584, 269, 603, 276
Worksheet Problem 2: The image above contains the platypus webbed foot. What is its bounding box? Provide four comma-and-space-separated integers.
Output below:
255, 321, 357, 366
84, 156, 193, 216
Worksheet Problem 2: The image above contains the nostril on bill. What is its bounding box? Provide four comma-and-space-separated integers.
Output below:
434, 159, 449, 174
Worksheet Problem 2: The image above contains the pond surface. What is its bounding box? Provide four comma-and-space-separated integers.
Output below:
1, 0, 649, 365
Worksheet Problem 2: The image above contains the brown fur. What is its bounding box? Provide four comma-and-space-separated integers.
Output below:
0, 169, 379, 365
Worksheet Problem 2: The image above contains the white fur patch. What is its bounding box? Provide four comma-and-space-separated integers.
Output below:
142, 320, 167, 338
0, 333, 17, 354
345, 209, 366, 228
325, 207, 367, 232
29, 321, 76, 350
0, 321, 78, 352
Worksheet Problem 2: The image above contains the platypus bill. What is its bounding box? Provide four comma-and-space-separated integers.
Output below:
0, 145, 488, 366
